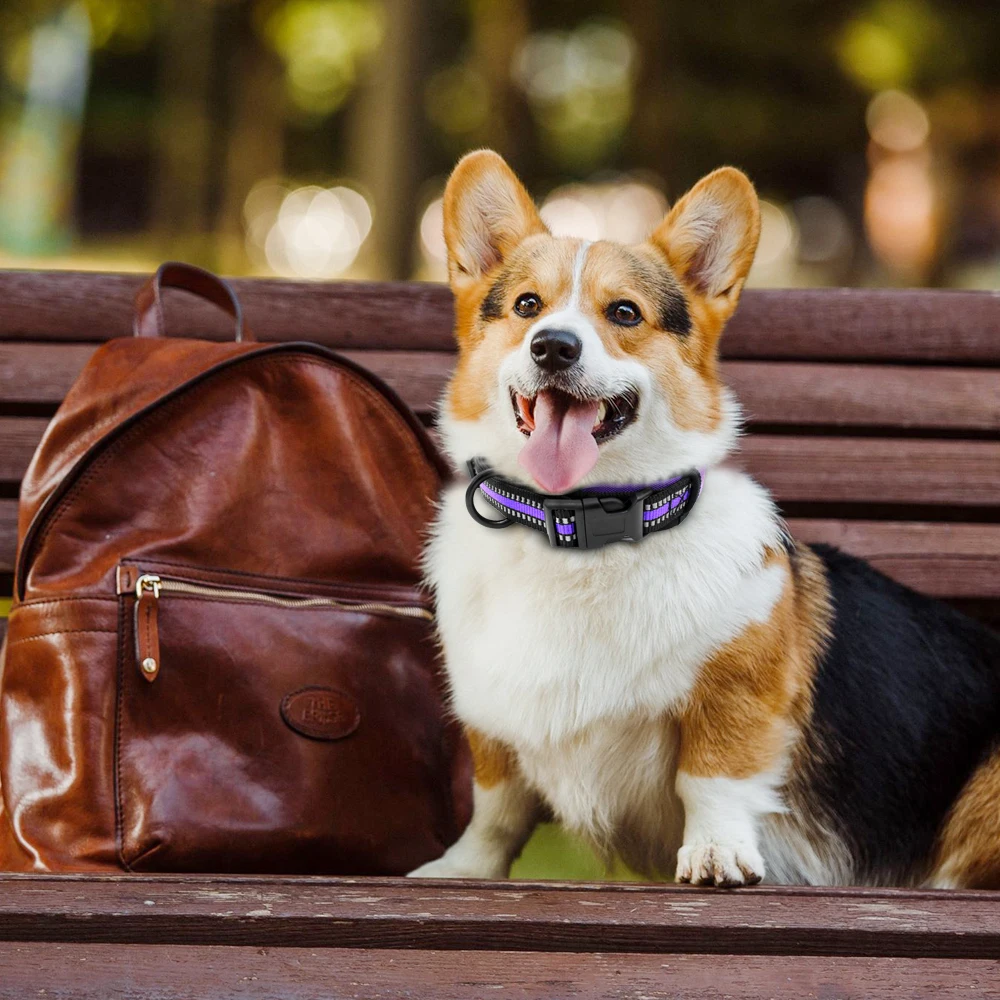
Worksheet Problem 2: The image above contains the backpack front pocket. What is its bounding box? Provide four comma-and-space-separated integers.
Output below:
115, 562, 464, 874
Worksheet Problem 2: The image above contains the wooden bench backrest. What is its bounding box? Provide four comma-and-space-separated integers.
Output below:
1, 272, 998, 643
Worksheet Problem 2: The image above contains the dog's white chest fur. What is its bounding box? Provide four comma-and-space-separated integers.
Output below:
427, 466, 787, 862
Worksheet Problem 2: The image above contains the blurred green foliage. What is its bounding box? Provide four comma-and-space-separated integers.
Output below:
0, 0, 996, 285
512, 823, 646, 882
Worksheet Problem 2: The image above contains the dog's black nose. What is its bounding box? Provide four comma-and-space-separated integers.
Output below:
530, 329, 582, 372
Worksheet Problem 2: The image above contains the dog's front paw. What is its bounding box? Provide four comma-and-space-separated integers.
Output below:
407, 851, 506, 880
676, 841, 764, 887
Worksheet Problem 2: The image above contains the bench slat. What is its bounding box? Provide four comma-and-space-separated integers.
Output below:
3, 875, 1000, 959
0, 343, 99, 406
789, 519, 1000, 598
4, 343, 999, 431
1, 499, 15, 575
1, 272, 998, 362
2, 508, 999, 613
2, 942, 996, 999
0, 417, 48, 482
725, 361, 1000, 431
741, 436, 1000, 505
4, 417, 999, 505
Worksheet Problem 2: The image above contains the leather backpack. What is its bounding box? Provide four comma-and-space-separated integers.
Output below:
0, 263, 470, 873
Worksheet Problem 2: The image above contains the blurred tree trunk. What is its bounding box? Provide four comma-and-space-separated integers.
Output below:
347, 0, 429, 279
621, 0, 675, 189
469, 0, 532, 172
150, 0, 217, 261
216, 3, 285, 274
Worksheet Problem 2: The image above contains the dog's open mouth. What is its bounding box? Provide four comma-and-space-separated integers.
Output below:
510, 386, 639, 493
511, 387, 638, 444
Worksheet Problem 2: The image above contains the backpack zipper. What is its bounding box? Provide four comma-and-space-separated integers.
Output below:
134, 574, 431, 619
127, 572, 432, 684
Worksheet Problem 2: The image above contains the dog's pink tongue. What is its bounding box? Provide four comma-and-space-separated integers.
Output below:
518, 390, 600, 493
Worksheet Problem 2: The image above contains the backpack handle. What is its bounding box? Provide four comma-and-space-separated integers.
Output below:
133, 262, 253, 342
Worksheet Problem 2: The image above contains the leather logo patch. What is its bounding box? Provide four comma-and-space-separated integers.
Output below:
280, 687, 360, 741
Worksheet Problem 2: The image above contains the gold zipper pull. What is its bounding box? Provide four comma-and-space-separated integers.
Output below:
134, 575, 162, 682
135, 574, 161, 599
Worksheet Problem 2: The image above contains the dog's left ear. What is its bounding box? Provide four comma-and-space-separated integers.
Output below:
650, 167, 760, 317
443, 150, 548, 289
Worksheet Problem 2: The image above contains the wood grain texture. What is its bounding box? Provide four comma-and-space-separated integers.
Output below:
725, 361, 1000, 431
0, 417, 48, 482
4, 875, 1000, 961
1, 942, 999, 1000
788, 519, 1000, 598
3, 343, 999, 431
1, 270, 998, 362
0, 503, 998, 598
0, 499, 15, 574
739, 436, 1000, 505
0, 342, 98, 405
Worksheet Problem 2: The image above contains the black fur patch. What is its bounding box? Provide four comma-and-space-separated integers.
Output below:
657, 287, 692, 336
799, 544, 1000, 883
626, 257, 691, 335
480, 276, 508, 321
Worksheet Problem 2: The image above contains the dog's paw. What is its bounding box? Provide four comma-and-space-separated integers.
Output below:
675, 841, 764, 887
407, 853, 505, 880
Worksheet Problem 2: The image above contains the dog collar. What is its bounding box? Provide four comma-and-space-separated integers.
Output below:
464, 458, 703, 550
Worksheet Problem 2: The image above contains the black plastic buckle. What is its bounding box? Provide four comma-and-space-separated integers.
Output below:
542, 489, 651, 549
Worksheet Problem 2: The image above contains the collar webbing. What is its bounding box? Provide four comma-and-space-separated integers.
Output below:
465, 458, 703, 549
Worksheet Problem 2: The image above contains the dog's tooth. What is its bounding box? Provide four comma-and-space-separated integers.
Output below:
596, 400, 608, 426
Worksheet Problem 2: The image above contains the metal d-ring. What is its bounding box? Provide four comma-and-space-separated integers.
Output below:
465, 468, 515, 529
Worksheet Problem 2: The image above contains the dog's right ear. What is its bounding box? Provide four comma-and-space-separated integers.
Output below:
443, 150, 547, 288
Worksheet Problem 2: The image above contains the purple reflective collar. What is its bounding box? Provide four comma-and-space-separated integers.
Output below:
465, 461, 704, 550
479, 482, 544, 521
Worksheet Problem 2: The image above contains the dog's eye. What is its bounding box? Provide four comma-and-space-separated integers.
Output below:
607, 301, 642, 326
514, 293, 542, 318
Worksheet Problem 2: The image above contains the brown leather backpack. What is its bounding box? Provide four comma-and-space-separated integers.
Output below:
0, 263, 470, 873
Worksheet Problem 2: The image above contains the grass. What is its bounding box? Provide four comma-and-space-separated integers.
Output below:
0, 598, 9, 618
510, 823, 645, 882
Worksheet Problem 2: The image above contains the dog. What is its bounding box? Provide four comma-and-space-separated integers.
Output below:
408, 149, 1000, 888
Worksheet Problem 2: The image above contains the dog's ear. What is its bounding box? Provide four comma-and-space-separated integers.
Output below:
650, 168, 760, 316
443, 150, 547, 287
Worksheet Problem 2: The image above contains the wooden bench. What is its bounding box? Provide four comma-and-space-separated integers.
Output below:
1, 271, 999, 996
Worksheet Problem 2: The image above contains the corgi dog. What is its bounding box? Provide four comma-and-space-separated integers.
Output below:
408, 150, 1000, 888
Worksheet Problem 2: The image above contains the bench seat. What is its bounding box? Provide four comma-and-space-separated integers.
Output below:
0, 272, 998, 997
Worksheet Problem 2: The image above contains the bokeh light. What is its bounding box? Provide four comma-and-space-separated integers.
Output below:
512, 19, 637, 169
244, 181, 374, 278
792, 196, 853, 266
836, 0, 946, 91
260, 0, 383, 116
418, 196, 446, 270
837, 19, 912, 90
865, 155, 937, 279
747, 200, 799, 286
863, 86, 938, 280
540, 180, 667, 242
866, 90, 930, 152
